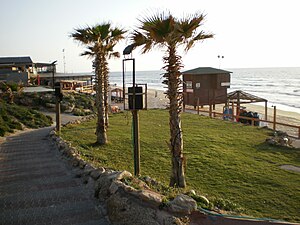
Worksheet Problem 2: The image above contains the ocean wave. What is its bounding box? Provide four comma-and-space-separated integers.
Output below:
240, 89, 300, 97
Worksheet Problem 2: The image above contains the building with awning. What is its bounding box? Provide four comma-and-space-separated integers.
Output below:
0, 56, 56, 84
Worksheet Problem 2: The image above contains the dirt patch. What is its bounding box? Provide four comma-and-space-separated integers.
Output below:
279, 165, 300, 173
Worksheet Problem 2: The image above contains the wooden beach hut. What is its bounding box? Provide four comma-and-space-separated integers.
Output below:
182, 67, 232, 109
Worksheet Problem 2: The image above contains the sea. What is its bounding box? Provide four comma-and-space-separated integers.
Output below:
109, 67, 300, 114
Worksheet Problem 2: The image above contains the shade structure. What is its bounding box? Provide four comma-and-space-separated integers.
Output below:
227, 90, 267, 104
226, 90, 268, 120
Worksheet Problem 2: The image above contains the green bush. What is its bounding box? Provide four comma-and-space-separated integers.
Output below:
0, 100, 52, 136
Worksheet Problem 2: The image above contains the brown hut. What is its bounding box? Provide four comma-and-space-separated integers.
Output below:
182, 67, 232, 109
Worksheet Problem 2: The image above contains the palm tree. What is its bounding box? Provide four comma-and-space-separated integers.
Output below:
131, 11, 213, 187
71, 23, 126, 144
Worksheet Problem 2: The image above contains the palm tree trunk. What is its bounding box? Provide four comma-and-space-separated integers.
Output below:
95, 55, 108, 145
103, 66, 109, 128
164, 46, 186, 188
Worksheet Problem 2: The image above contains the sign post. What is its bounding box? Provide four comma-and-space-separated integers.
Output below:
55, 82, 63, 132
123, 45, 143, 176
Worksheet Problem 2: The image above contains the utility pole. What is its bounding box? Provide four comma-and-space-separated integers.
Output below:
62, 49, 66, 74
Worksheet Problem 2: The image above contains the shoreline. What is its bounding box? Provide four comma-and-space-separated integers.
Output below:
116, 85, 300, 115
144, 89, 300, 137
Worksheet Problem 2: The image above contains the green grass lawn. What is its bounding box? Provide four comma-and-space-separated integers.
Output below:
60, 109, 300, 222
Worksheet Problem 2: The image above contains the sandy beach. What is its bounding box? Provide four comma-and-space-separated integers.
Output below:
144, 89, 300, 138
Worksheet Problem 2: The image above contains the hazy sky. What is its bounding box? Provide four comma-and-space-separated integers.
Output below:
1, 0, 299, 72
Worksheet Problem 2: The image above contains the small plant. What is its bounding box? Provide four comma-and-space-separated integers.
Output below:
212, 197, 243, 213
188, 193, 210, 208
121, 177, 143, 190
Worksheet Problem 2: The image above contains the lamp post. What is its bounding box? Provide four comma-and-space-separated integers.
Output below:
51, 60, 57, 89
123, 44, 141, 176
218, 55, 224, 69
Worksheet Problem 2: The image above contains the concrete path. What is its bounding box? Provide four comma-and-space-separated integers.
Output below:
0, 127, 110, 225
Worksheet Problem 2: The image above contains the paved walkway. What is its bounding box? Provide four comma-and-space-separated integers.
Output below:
0, 127, 110, 225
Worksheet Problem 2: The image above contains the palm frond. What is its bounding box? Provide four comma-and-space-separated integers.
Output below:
184, 30, 214, 51
109, 52, 120, 59
70, 26, 93, 45
93, 23, 111, 40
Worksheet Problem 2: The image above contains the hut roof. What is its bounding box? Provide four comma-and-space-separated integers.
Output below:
0, 56, 33, 66
183, 67, 232, 75
227, 90, 267, 104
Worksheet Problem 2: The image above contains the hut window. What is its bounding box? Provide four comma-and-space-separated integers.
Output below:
196, 83, 201, 89
221, 82, 230, 87
186, 81, 192, 89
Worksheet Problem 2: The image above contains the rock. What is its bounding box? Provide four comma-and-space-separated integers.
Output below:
144, 176, 159, 186
114, 170, 132, 180
90, 167, 105, 180
109, 180, 125, 194
83, 164, 95, 175
94, 172, 118, 199
61, 103, 75, 113
71, 158, 79, 167
105, 170, 132, 181
83, 109, 92, 114
45, 103, 56, 109
78, 159, 86, 169
86, 176, 95, 188
135, 190, 163, 206
74, 168, 84, 178
266, 137, 277, 146
74, 119, 81, 124
107, 192, 160, 225
168, 194, 197, 214
49, 130, 56, 136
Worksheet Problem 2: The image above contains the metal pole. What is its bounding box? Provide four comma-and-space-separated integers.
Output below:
52, 65, 55, 89
273, 106, 277, 131
131, 58, 140, 176
122, 60, 125, 110
265, 101, 268, 121
56, 99, 61, 132
197, 98, 200, 115
145, 84, 148, 110
132, 59, 136, 109
132, 109, 140, 176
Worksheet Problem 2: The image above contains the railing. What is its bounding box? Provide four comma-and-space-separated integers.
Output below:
185, 107, 300, 138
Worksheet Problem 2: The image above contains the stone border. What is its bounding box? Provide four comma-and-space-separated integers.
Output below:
49, 127, 196, 225
50, 116, 300, 225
